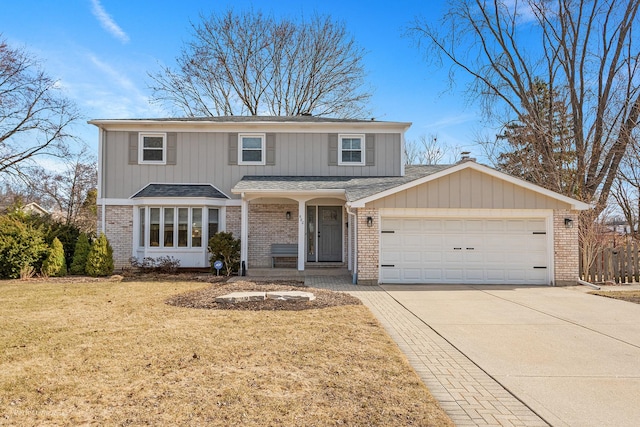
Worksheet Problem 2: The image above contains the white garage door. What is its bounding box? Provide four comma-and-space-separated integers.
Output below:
380, 217, 550, 285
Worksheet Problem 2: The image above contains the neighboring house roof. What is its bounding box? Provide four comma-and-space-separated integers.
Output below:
132, 184, 229, 199
232, 161, 591, 210
0, 202, 50, 215
232, 165, 451, 202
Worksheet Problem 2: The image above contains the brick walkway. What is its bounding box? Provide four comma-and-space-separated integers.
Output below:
306, 275, 549, 427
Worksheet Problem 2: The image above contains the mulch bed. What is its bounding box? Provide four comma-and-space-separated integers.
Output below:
166, 280, 362, 311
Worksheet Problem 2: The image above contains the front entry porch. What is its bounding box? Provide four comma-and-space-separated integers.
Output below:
239, 194, 352, 272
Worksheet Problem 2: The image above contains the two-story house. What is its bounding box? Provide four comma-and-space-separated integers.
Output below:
89, 116, 589, 285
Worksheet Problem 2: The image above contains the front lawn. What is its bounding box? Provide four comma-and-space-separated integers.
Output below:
590, 290, 640, 305
0, 279, 452, 426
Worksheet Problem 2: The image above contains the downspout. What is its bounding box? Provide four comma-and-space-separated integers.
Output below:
345, 205, 357, 284
98, 127, 106, 234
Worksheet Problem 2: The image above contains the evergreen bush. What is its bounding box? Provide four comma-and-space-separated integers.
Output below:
208, 232, 240, 276
85, 233, 114, 277
0, 214, 48, 279
42, 237, 68, 277
70, 233, 91, 275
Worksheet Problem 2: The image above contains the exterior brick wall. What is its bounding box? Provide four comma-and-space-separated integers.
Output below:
226, 206, 241, 239
104, 205, 133, 270
356, 208, 379, 285
554, 209, 579, 286
248, 203, 298, 268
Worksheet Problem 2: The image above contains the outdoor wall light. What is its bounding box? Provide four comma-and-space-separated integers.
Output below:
366, 216, 373, 227
564, 218, 574, 228
286, 211, 292, 220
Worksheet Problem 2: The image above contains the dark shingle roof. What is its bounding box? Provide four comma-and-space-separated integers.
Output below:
92, 115, 388, 124
132, 184, 229, 199
232, 165, 453, 202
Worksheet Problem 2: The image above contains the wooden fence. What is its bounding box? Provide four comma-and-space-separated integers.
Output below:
580, 243, 640, 284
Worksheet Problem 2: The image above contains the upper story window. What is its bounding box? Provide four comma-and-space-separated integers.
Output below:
339, 134, 365, 165
239, 133, 265, 165
139, 133, 166, 164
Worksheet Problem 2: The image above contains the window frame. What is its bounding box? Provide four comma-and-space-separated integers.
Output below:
138, 206, 209, 249
139, 133, 167, 165
238, 133, 266, 165
338, 133, 366, 166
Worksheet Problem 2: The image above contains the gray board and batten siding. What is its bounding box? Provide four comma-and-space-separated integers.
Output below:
102, 131, 402, 199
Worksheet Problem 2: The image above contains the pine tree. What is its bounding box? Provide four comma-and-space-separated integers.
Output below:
70, 233, 90, 275
85, 233, 114, 277
42, 237, 67, 277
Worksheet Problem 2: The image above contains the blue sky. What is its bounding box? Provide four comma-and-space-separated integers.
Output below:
1, 0, 485, 161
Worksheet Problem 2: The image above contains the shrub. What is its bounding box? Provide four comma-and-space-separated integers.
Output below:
0, 214, 48, 279
208, 231, 240, 276
70, 233, 91, 275
129, 256, 181, 274
85, 233, 114, 277
23, 213, 81, 269
42, 237, 67, 277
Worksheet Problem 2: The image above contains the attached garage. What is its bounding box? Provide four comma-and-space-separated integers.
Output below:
349, 161, 591, 286
379, 215, 551, 285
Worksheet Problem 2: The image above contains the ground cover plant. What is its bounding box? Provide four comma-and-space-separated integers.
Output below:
590, 290, 640, 305
0, 278, 452, 426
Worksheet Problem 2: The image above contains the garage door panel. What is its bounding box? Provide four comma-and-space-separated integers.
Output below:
380, 217, 550, 285
444, 220, 464, 231
485, 220, 505, 232
465, 269, 485, 280
506, 220, 528, 232
444, 269, 464, 280
403, 235, 424, 248
402, 251, 422, 263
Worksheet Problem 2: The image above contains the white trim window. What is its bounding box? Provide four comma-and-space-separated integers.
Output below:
139, 133, 166, 164
139, 206, 204, 248
238, 133, 265, 165
338, 134, 365, 165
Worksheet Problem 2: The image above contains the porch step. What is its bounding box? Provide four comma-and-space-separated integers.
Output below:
305, 262, 346, 268
241, 267, 350, 280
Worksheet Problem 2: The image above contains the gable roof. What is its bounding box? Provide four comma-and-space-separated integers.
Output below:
349, 161, 591, 210
132, 184, 229, 199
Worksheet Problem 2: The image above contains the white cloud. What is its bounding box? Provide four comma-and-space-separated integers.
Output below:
90, 0, 129, 43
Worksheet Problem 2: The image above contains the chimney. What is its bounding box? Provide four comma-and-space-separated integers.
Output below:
458, 151, 476, 163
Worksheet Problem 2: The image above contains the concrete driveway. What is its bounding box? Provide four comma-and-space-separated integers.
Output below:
381, 284, 640, 427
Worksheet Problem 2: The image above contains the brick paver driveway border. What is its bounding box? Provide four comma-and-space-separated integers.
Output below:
307, 276, 549, 427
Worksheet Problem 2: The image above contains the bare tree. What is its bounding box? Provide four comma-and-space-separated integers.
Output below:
405, 134, 448, 165
28, 148, 97, 231
0, 37, 79, 179
611, 139, 640, 242
409, 0, 640, 208
149, 10, 372, 118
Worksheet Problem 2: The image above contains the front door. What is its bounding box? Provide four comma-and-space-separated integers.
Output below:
318, 206, 342, 262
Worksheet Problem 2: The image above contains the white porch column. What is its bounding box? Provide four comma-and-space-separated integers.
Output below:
297, 199, 306, 271
240, 196, 249, 270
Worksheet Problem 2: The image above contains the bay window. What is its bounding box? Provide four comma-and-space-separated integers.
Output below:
138, 207, 214, 248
